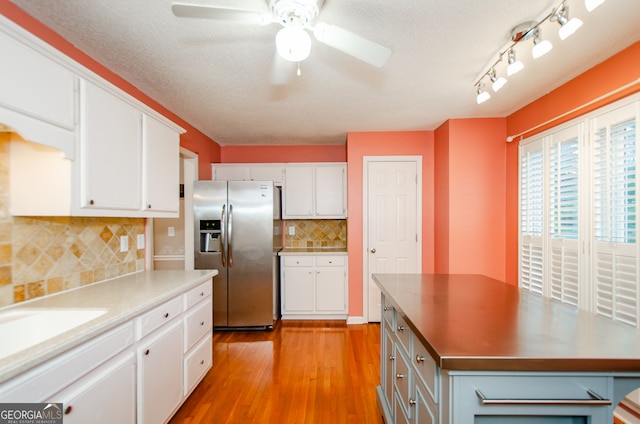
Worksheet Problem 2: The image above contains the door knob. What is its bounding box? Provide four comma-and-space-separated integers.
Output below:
370, 248, 376, 253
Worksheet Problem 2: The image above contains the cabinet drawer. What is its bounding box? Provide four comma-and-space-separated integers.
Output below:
456, 374, 611, 417
283, 256, 313, 267
184, 299, 212, 352
411, 332, 439, 403
395, 314, 411, 356
184, 336, 212, 396
394, 348, 412, 419
136, 296, 183, 339
315, 256, 345, 266
184, 280, 212, 310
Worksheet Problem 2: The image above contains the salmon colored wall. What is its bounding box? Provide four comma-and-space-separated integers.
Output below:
434, 119, 507, 282
1, 1, 220, 179
504, 41, 640, 284
221, 145, 346, 163
433, 122, 450, 273
345, 131, 435, 317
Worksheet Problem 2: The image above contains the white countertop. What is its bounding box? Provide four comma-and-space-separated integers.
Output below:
0, 269, 217, 383
278, 248, 348, 256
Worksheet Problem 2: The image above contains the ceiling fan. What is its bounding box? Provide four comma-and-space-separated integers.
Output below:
171, 0, 392, 82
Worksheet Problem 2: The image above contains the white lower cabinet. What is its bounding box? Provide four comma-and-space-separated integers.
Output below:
0, 278, 213, 424
281, 254, 348, 319
138, 321, 183, 424
56, 353, 136, 424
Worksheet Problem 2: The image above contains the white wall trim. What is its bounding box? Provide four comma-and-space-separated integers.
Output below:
347, 316, 366, 325
362, 155, 423, 322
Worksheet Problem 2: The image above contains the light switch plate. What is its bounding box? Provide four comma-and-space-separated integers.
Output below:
168, 227, 175, 237
137, 234, 145, 249
120, 235, 128, 252
288, 226, 295, 236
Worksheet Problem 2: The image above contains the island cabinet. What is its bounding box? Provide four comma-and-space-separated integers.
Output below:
373, 274, 640, 424
280, 254, 348, 319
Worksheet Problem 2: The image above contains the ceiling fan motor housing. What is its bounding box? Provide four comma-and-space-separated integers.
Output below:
269, 0, 323, 28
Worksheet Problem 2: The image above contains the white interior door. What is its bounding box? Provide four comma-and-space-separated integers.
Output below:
364, 158, 421, 322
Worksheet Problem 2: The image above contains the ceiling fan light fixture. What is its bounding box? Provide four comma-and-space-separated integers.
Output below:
276, 27, 312, 62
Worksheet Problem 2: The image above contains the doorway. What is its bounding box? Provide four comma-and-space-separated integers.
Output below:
363, 156, 422, 322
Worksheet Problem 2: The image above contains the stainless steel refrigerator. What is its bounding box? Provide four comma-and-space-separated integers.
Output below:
193, 180, 280, 329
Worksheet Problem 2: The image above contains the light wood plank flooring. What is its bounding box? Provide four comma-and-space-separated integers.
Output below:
170, 320, 383, 424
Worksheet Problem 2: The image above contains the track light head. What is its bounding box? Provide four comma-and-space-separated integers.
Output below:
585, 0, 606, 12
552, 2, 583, 40
476, 83, 491, 104
489, 68, 507, 92
532, 28, 553, 59
507, 48, 524, 76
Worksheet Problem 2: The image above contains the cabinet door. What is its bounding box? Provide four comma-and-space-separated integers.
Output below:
57, 354, 136, 424
413, 379, 437, 424
138, 322, 183, 424
213, 165, 251, 181
0, 30, 76, 130
251, 165, 284, 184
80, 80, 142, 211
283, 166, 314, 218
315, 267, 346, 312
282, 266, 315, 312
143, 114, 179, 214
315, 165, 347, 217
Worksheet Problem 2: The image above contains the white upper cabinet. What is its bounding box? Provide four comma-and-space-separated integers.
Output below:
80, 80, 143, 212
2, 17, 184, 218
0, 18, 76, 158
143, 114, 180, 213
212, 163, 284, 184
283, 163, 347, 219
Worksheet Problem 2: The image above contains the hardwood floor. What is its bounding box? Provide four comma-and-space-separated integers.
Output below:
170, 320, 383, 424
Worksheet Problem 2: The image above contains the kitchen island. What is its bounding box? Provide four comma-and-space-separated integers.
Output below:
373, 273, 640, 424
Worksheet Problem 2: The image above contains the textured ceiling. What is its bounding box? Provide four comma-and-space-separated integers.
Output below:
9, 0, 640, 146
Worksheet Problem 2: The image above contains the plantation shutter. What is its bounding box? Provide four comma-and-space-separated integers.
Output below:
591, 103, 639, 326
520, 139, 544, 294
548, 125, 581, 306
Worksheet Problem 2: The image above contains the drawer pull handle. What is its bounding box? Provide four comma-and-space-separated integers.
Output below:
200, 359, 205, 365
397, 325, 405, 332
200, 292, 205, 296
388, 355, 395, 361
396, 373, 405, 379
409, 398, 417, 406
65, 406, 73, 415
164, 312, 170, 318
416, 355, 425, 363
383, 306, 392, 311
145, 349, 150, 356
474, 389, 612, 406
200, 321, 205, 326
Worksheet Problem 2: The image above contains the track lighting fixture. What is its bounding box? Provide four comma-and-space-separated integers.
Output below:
531, 28, 553, 59
476, 84, 491, 104
506, 48, 524, 76
489, 68, 507, 92
473, 0, 600, 104
585, 0, 606, 12
552, 2, 583, 40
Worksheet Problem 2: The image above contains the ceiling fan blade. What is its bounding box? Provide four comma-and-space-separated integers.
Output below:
171, 3, 266, 24
313, 23, 391, 68
270, 53, 296, 85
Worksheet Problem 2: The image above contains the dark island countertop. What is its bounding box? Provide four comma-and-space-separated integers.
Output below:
372, 273, 640, 372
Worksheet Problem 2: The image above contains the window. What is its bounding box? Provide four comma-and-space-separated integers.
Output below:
518, 96, 640, 327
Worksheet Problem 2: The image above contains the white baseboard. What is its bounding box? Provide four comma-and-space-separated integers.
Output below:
347, 316, 366, 324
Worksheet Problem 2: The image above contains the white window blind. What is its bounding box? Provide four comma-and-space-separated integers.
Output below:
548, 125, 581, 306
518, 95, 640, 328
520, 140, 544, 294
591, 103, 638, 326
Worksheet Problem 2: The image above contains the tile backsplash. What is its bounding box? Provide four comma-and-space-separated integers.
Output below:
0, 135, 145, 307
284, 219, 347, 249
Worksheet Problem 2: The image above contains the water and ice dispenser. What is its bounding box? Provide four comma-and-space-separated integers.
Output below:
199, 219, 221, 253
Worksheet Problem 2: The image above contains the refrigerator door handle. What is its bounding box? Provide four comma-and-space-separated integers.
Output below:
221, 204, 227, 267
228, 203, 234, 268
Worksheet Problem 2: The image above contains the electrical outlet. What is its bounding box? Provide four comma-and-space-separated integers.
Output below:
120, 235, 128, 252
168, 227, 175, 237
288, 226, 295, 236
137, 234, 145, 249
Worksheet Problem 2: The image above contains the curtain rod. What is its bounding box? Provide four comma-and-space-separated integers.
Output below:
506, 77, 640, 143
